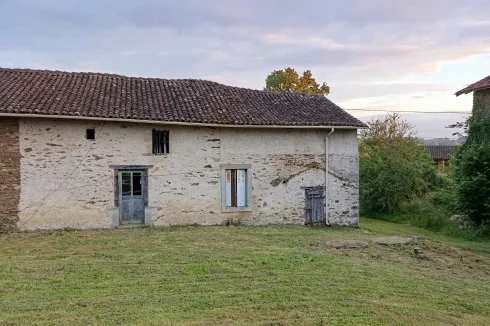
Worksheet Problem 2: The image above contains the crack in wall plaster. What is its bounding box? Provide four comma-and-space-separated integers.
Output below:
271, 162, 323, 187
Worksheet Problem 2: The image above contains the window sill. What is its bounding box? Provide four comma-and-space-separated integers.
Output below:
221, 206, 252, 213
142, 153, 170, 156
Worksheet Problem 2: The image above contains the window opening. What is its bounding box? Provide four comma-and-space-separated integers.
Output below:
225, 169, 247, 207
86, 129, 96, 140
152, 129, 169, 154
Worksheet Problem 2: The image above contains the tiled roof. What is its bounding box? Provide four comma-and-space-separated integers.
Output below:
425, 145, 455, 160
0, 68, 366, 128
455, 74, 490, 96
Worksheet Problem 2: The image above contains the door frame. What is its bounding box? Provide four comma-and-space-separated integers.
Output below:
110, 165, 153, 226
118, 170, 146, 225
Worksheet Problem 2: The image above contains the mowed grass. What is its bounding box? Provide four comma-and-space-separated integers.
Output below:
1, 220, 490, 325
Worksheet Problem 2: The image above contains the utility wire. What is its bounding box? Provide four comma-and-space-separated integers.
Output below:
344, 108, 471, 114
149, 170, 218, 178
19, 123, 106, 228
23, 176, 114, 192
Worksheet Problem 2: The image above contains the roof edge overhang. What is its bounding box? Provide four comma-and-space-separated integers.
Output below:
455, 85, 490, 96
0, 113, 367, 129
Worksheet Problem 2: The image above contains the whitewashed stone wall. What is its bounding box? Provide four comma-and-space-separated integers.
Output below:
18, 118, 359, 230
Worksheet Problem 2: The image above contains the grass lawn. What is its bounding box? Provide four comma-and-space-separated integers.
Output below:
1, 219, 490, 325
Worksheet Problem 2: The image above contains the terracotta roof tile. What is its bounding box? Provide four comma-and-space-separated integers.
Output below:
425, 145, 455, 160
0, 68, 366, 128
455, 74, 490, 96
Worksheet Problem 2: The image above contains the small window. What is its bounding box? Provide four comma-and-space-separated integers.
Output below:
225, 169, 247, 207
221, 165, 252, 212
152, 129, 169, 155
86, 129, 95, 140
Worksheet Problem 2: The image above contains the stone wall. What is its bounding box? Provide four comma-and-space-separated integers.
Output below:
18, 118, 360, 230
474, 89, 490, 118
0, 118, 21, 233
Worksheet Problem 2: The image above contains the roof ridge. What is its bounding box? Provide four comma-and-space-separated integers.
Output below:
0, 67, 330, 99
0, 67, 213, 82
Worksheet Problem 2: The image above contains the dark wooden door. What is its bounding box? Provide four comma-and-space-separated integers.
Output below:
304, 187, 325, 225
119, 171, 145, 224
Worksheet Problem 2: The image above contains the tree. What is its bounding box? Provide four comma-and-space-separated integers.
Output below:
264, 67, 330, 95
446, 117, 470, 137
359, 114, 436, 213
452, 99, 490, 226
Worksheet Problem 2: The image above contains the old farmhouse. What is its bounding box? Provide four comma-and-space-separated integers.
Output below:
0, 68, 366, 232
456, 73, 490, 115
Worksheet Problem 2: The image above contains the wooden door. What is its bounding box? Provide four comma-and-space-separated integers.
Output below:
119, 171, 145, 224
304, 187, 325, 225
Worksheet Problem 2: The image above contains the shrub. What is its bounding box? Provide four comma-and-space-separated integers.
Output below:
359, 114, 437, 213
368, 200, 471, 239
427, 173, 458, 213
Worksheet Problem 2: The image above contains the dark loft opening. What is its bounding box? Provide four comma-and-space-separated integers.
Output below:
152, 129, 170, 154
86, 129, 96, 140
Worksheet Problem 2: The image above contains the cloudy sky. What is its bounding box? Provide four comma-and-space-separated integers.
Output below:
1, 0, 489, 137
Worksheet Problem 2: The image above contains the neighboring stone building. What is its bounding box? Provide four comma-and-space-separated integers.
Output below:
425, 145, 455, 168
0, 68, 366, 231
456, 74, 490, 117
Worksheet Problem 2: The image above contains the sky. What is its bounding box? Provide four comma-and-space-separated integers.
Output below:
1, 0, 489, 138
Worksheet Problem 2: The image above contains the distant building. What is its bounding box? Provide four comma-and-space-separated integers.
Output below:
425, 145, 455, 168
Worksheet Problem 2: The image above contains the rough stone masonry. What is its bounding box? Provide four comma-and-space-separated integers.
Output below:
12, 118, 360, 230
0, 118, 21, 233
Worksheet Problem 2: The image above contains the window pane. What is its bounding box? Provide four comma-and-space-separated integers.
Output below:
231, 169, 237, 207
121, 173, 132, 196
236, 170, 247, 207
225, 170, 232, 207
133, 173, 142, 196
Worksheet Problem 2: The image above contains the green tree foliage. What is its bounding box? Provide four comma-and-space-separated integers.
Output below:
359, 114, 437, 213
453, 99, 490, 226
264, 67, 330, 95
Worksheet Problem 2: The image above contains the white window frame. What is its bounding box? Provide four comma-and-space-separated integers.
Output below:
220, 164, 252, 213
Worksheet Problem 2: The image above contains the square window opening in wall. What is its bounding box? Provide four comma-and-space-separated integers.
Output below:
221, 164, 252, 212
152, 129, 169, 155
86, 129, 96, 140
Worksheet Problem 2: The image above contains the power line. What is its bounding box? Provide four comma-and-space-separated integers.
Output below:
23, 176, 114, 192
19, 123, 106, 228
149, 170, 217, 178
345, 108, 471, 114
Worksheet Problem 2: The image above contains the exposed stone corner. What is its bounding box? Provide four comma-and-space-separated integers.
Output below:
0, 118, 21, 234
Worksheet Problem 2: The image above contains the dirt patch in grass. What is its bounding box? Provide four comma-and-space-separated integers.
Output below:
374, 236, 412, 246
311, 236, 490, 281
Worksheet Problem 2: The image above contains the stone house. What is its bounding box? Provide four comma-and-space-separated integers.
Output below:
424, 145, 455, 168
456, 74, 490, 116
0, 68, 366, 232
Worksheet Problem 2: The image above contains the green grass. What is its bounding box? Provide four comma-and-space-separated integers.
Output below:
363, 200, 490, 240
361, 217, 490, 256
1, 221, 490, 325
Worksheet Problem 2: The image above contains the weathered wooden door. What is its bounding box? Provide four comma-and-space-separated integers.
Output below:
304, 187, 325, 225
119, 171, 145, 224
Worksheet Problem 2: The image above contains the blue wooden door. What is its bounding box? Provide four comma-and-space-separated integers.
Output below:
119, 171, 145, 224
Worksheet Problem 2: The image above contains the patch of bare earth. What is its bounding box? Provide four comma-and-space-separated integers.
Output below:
310, 236, 490, 281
